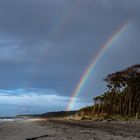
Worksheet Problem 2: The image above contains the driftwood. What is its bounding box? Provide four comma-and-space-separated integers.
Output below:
26, 135, 50, 140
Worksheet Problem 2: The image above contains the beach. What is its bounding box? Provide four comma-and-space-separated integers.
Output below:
0, 119, 140, 140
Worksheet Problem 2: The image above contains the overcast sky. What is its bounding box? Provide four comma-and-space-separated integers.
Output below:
0, 0, 140, 116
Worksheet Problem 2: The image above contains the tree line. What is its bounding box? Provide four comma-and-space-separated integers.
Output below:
93, 64, 140, 116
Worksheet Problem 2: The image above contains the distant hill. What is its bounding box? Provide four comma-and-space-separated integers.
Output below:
17, 111, 77, 118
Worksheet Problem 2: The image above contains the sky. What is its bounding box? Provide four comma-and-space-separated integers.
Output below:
0, 0, 140, 116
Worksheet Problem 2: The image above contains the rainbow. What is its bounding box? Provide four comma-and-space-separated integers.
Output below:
67, 21, 131, 111
25, 1, 80, 88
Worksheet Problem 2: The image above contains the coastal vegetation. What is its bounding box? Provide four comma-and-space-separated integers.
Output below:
77, 64, 140, 121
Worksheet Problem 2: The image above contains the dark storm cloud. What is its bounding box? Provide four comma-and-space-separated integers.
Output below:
0, 0, 139, 102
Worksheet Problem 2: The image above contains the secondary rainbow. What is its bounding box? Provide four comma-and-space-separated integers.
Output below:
67, 21, 131, 111
25, 0, 80, 88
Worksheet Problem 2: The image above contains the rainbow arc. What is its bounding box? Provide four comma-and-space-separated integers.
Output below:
67, 21, 131, 111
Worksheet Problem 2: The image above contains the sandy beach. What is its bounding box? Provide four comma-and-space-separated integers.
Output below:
0, 119, 140, 140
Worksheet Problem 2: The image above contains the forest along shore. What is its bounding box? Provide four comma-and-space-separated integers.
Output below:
0, 119, 140, 140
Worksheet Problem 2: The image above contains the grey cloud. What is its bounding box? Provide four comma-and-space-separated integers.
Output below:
0, 0, 139, 115
0, 88, 91, 116
0, 40, 51, 63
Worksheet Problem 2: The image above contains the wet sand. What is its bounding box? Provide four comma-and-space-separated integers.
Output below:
0, 119, 140, 140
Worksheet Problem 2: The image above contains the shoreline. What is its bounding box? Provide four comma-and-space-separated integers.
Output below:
0, 118, 140, 140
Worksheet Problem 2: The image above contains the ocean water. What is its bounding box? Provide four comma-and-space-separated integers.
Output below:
0, 118, 14, 122
0, 117, 15, 122
0, 117, 28, 122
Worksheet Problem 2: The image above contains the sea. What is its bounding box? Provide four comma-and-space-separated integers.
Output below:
0, 117, 28, 122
